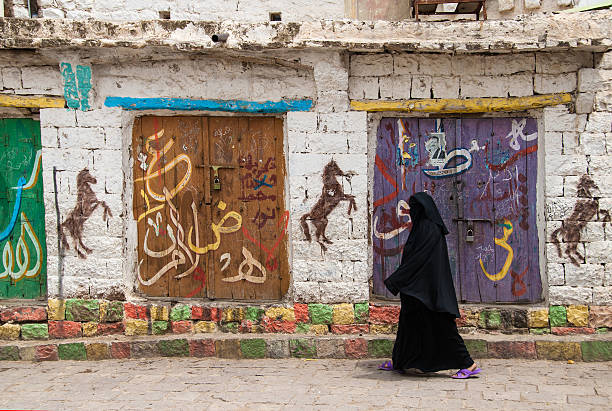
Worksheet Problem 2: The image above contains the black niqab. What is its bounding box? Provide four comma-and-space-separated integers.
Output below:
384, 192, 460, 318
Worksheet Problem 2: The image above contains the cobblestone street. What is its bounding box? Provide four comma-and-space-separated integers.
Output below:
0, 358, 609, 410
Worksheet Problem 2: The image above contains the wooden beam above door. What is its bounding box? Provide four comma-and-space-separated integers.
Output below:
0, 94, 66, 108
350, 93, 572, 114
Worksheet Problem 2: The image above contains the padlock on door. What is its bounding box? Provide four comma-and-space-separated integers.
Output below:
466, 223, 475, 243
213, 176, 221, 190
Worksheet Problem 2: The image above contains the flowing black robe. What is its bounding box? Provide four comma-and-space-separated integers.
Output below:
384, 192, 473, 372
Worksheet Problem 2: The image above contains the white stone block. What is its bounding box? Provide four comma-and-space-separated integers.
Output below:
545, 155, 588, 176
1, 67, 22, 89
292, 281, 321, 302
545, 197, 579, 221
308, 132, 348, 154
417, 54, 452, 76
524, 0, 541, 9
534, 73, 576, 94
319, 281, 368, 303
58, 127, 105, 149
578, 69, 612, 93
432, 76, 460, 99
547, 262, 565, 286
484, 53, 535, 75
536, 51, 594, 74
343, 111, 367, 133
596, 52, 612, 69
507, 73, 534, 97
316, 91, 349, 113
565, 263, 604, 287
288, 153, 330, 177
543, 106, 583, 132
348, 77, 379, 100
76, 108, 122, 128
287, 112, 317, 133
580, 132, 606, 155
545, 175, 564, 197
314, 61, 349, 91
582, 222, 606, 242
292, 260, 343, 282
350, 54, 393, 77
41, 127, 59, 148
451, 55, 484, 75
605, 264, 612, 286
498, 0, 515, 11
460, 76, 506, 98
43, 147, 94, 172
589, 156, 612, 178
562, 132, 581, 155
544, 132, 562, 156
288, 129, 309, 153
585, 112, 612, 133
411, 75, 432, 99
104, 127, 123, 150
547, 243, 585, 264
593, 287, 612, 305
21, 66, 62, 92
557, 0, 572, 6
586, 241, 612, 263
346, 130, 368, 154
40, 108, 77, 128
378, 77, 394, 100
393, 54, 418, 75
42, 7, 66, 18
575, 93, 594, 114
548, 286, 593, 305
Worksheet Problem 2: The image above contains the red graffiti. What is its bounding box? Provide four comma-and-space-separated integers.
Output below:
373, 154, 399, 207
485, 144, 538, 172
511, 267, 528, 297
242, 210, 289, 271
185, 266, 206, 298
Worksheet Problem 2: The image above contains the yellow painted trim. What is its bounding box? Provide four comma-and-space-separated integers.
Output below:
350, 93, 573, 113
0, 95, 66, 108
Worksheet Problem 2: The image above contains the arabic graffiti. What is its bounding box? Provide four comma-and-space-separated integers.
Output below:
300, 160, 357, 252
60, 169, 112, 259
0, 118, 47, 298
479, 219, 514, 282
550, 175, 611, 266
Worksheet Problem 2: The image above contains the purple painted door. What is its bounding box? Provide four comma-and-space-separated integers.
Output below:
372, 117, 542, 303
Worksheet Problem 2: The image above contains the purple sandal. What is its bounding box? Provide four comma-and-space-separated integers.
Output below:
451, 367, 482, 379
378, 360, 393, 371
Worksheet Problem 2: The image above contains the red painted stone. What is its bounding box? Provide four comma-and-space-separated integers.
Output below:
0, 307, 47, 322
551, 327, 596, 336
35, 344, 58, 361
48, 321, 82, 339
345, 338, 368, 359
487, 341, 537, 359
189, 339, 216, 357
263, 318, 297, 333
200, 307, 221, 322
124, 303, 148, 319
294, 303, 309, 323
171, 321, 193, 334
330, 324, 370, 334
98, 322, 125, 335
191, 306, 204, 320
240, 320, 253, 333
111, 342, 130, 359
369, 305, 400, 325
455, 309, 467, 327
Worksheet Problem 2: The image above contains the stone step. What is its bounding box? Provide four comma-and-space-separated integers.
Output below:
1, 331, 610, 362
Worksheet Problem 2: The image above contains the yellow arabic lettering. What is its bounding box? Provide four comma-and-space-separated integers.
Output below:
137, 189, 165, 223
0, 212, 42, 281
479, 219, 514, 282
188, 201, 242, 255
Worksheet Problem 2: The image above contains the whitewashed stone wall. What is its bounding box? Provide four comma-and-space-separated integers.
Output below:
0, 65, 62, 96
40, 107, 124, 299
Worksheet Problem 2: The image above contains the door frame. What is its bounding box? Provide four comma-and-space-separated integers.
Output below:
366, 111, 547, 305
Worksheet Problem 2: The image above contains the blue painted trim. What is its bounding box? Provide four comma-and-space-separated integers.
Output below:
104, 97, 313, 113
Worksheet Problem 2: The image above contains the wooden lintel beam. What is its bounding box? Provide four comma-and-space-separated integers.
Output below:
0, 94, 66, 109
350, 93, 573, 113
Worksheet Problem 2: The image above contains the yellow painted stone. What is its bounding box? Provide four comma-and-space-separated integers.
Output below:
462, 309, 480, 327
350, 93, 572, 114
0, 94, 65, 108
536, 341, 582, 361
82, 322, 98, 337
222, 308, 245, 322
0, 324, 21, 340
150, 305, 169, 321
86, 343, 110, 360
567, 305, 589, 327
370, 324, 393, 334
47, 299, 66, 321
528, 308, 549, 328
332, 304, 355, 325
124, 319, 148, 336
265, 307, 295, 322
99, 301, 108, 322
194, 321, 218, 333
309, 324, 329, 335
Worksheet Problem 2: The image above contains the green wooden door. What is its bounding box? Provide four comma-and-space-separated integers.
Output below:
0, 119, 47, 298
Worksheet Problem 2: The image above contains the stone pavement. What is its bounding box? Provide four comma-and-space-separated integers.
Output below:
0, 358, 610, 410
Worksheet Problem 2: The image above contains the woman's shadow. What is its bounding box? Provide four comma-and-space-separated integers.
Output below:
353, 360, 449, 381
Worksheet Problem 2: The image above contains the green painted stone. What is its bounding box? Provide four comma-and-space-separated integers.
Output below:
102, 301, 124, 322
157, 339, 189, 357
549, 306, 567, 327
241, 339, 266, 359
596, 327, 608, 334
152, 321, 169, 335
169, 304, 191, 321
245, 307, 265, 322
308, 304, 333, 325
0, 346, 19, 361
222, 322, 239, 333
58, 343, 87, 360
581, 341, 612, 361
368, 339, 393, 357
290, 339, 317, 358
65, 299, 99, 322
21, 323, 49, 340
479, 310, 501, 329
354, 303, 369, 323
296, 323, 310, 333
529, 328, 550, 335
464, 339, 487, 358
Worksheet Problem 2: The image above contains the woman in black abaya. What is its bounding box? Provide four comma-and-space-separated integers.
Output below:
378, 192, 481, 379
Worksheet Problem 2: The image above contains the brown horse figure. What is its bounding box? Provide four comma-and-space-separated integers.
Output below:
550, 174, 610, 266
300, 160, 357, 252
60, 168, 113, 259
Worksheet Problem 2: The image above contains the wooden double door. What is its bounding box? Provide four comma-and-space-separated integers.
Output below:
133, 116, 288, 300
372, 117, 542, 303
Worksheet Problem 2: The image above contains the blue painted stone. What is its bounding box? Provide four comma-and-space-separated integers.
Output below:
104, 97, 313, 113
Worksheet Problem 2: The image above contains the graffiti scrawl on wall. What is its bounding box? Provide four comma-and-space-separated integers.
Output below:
60, 63, 93, 111
133, 116, 288, 300
373, 117, 541, 303
550, 175, 611, 266
300, 160, 357, 252
0, 119, 47, 298
60, 168, 112, 259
